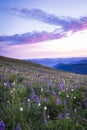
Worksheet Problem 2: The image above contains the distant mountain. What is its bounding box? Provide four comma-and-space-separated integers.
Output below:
24, 58, 87, 74
54, 62, 87, 74
69, 59, 87, 64
25, 57, 87, 67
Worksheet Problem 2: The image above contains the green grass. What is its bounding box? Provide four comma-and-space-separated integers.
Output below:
0, 56, 87, 130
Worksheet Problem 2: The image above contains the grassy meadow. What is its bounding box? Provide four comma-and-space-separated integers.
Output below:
0, 56, 87, 130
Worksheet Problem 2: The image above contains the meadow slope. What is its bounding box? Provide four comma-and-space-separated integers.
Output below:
0, 56, 87, 130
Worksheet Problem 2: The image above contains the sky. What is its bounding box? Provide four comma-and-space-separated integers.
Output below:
0, 0, 87, 59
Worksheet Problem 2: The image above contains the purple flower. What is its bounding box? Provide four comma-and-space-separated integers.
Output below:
0, 120, 6, 130
59, 82, 65, 90
51, 91, 56, 96
15, 124, 21, 130
83, 99, 87, 108
64, 100, 67, 106
65, 112, 70, 119
58, 113, 64, 120
30, 91, 36, 100
25, 98, 30, 105
44, 97, 47, 103
4, 80, 10, 87
56, 98, 61, 105
36, 95, 40, 105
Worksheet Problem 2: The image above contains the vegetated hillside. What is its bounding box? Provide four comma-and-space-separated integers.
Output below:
0, 55, 87, 86
1, 56, 87, 130
54, 63, 87, 74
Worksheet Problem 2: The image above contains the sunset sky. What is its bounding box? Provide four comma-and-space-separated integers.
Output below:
0, 0, 87, 59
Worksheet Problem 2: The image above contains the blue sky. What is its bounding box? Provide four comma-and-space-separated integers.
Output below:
0, 0, 87, 59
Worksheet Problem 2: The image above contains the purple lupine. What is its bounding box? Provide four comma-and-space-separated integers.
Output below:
65, 112, 70, 119
15, 124, 21, 130
44, 97, 47, 103
56, 98, 62, 105
83, 99, 87, 108
4, 80, 10, 87
30, 91, 36, 100
0, 120, 6, 130
25, 98, 30, 105
64, 100, 67, 106
51, 91, 56, 96
59, 82, 65, 90
58, 113, 64, 120
36, 95, 40, 105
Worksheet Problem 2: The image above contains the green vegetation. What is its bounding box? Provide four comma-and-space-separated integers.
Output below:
0, 56, 87, 130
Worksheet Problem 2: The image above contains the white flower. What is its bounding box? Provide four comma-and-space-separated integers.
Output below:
20, 107, 23, 111
13, 88, 15, 91
38, 103, 41, 106
66, 88, 68, 90
10, 90, 13, 94
7, 100, 10, 103
48, 115, 50, 118
4, 82, 8, 86
12, 81, 15, 85
44, 106, 47, 110
27, 98, 30, 102
41, 88, 43, 92
74, 109, 77, 112
73, 96, 76, 99
71, 89, 73, 92
58, 92, 61, 95
66, 94, 69, 98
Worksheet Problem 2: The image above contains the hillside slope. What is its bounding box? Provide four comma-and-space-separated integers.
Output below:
0, 55, 87, 86
54, 63, 87, 74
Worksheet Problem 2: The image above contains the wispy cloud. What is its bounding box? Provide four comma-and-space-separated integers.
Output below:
2, 8, 87, 32
0, 31, 65, 46
0, 8, 87, 47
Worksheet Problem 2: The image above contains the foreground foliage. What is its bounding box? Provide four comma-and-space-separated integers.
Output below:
0, 56, 87, 130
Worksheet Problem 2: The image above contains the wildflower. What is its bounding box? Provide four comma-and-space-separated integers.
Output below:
12, 81, 16, 85
58, 113, 63, 120
83, 99, 87, 108
25, 98, 30, 105
30, 91, 36, 100
0, 120, 6, 130
38, 103, 41, 106
4, 82, 8, 86
44, 97, 47, 103
41, 87, 43, 92
15, 123, 21, 130
66, 94, 69, 98
58, 92, 61, 95
44, 106, 47, 110
56, 98, 61, 104
20, 107, 23, 112
73, 96, 76, 99
74, 109, 77, 112
10, 90, 13, 94
66, 87, 68, 90
27, 98, 30, 102
59, 82, 65, 90
65, 112, 70, 119
64, 100, 67, 106
7, 100, 10, 104
13, 88, 16, 91
71, 89, 74, 92
48, 115, 50, 118
51, 91, 56, 96
36, 95, 40, 105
